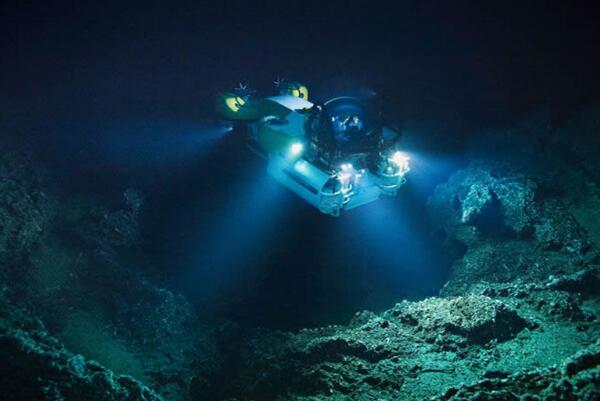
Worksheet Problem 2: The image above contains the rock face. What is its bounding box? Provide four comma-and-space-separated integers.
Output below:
427, 158, 598, 296
427, 163, 538, 244
0, 290, 163, 401
216, 269, 599, 401
388, 295, 529, 344
0, 147, 218, 401
0, 149, 56, 267
432, 340, 600, 401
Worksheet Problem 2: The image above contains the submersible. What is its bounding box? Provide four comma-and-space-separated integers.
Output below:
216, 80, 410, 216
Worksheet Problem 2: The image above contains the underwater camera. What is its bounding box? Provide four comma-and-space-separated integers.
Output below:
216, 80, 410, 216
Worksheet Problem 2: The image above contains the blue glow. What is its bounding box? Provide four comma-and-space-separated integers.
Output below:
33, 119, 233, 191
289, 142, 304, 156
101, 121, 230, 170
326, 195, 444, 302
319, 133, 461, 305
294, 159, 309, 173
174, 166, 290, 310
399, 150, 463, 198
389, 151, 410, 173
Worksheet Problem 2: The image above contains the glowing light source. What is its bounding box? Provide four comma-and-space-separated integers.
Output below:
290, 142, 304, 156
389, 151, 411, 175
294, 159, 309, 173
337, 163, 356, 194
338, 172, 352, 183
390, 151, 409, 166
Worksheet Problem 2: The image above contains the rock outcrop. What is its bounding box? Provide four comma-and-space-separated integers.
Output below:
0, 149, 56, 267
0, 147, 218, 401
432, 340, 600, 401
0, 291, 163, 401
216, 264, 599, 400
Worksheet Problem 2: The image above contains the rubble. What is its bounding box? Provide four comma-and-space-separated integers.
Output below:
431, 340, 600, 401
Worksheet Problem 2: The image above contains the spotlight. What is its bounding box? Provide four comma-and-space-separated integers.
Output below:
217, 120, 234, 133
290, 142, 304, 156
390, 151, 410, 167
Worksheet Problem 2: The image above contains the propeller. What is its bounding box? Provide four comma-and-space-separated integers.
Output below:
234, 82, 254, 99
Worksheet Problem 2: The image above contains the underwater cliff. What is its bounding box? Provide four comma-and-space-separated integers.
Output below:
1, 107, 600, 401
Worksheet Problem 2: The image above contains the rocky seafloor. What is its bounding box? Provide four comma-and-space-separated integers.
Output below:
1, 108, 600, 400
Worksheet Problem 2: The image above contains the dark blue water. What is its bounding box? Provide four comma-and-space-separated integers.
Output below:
3, 1, 599, 329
